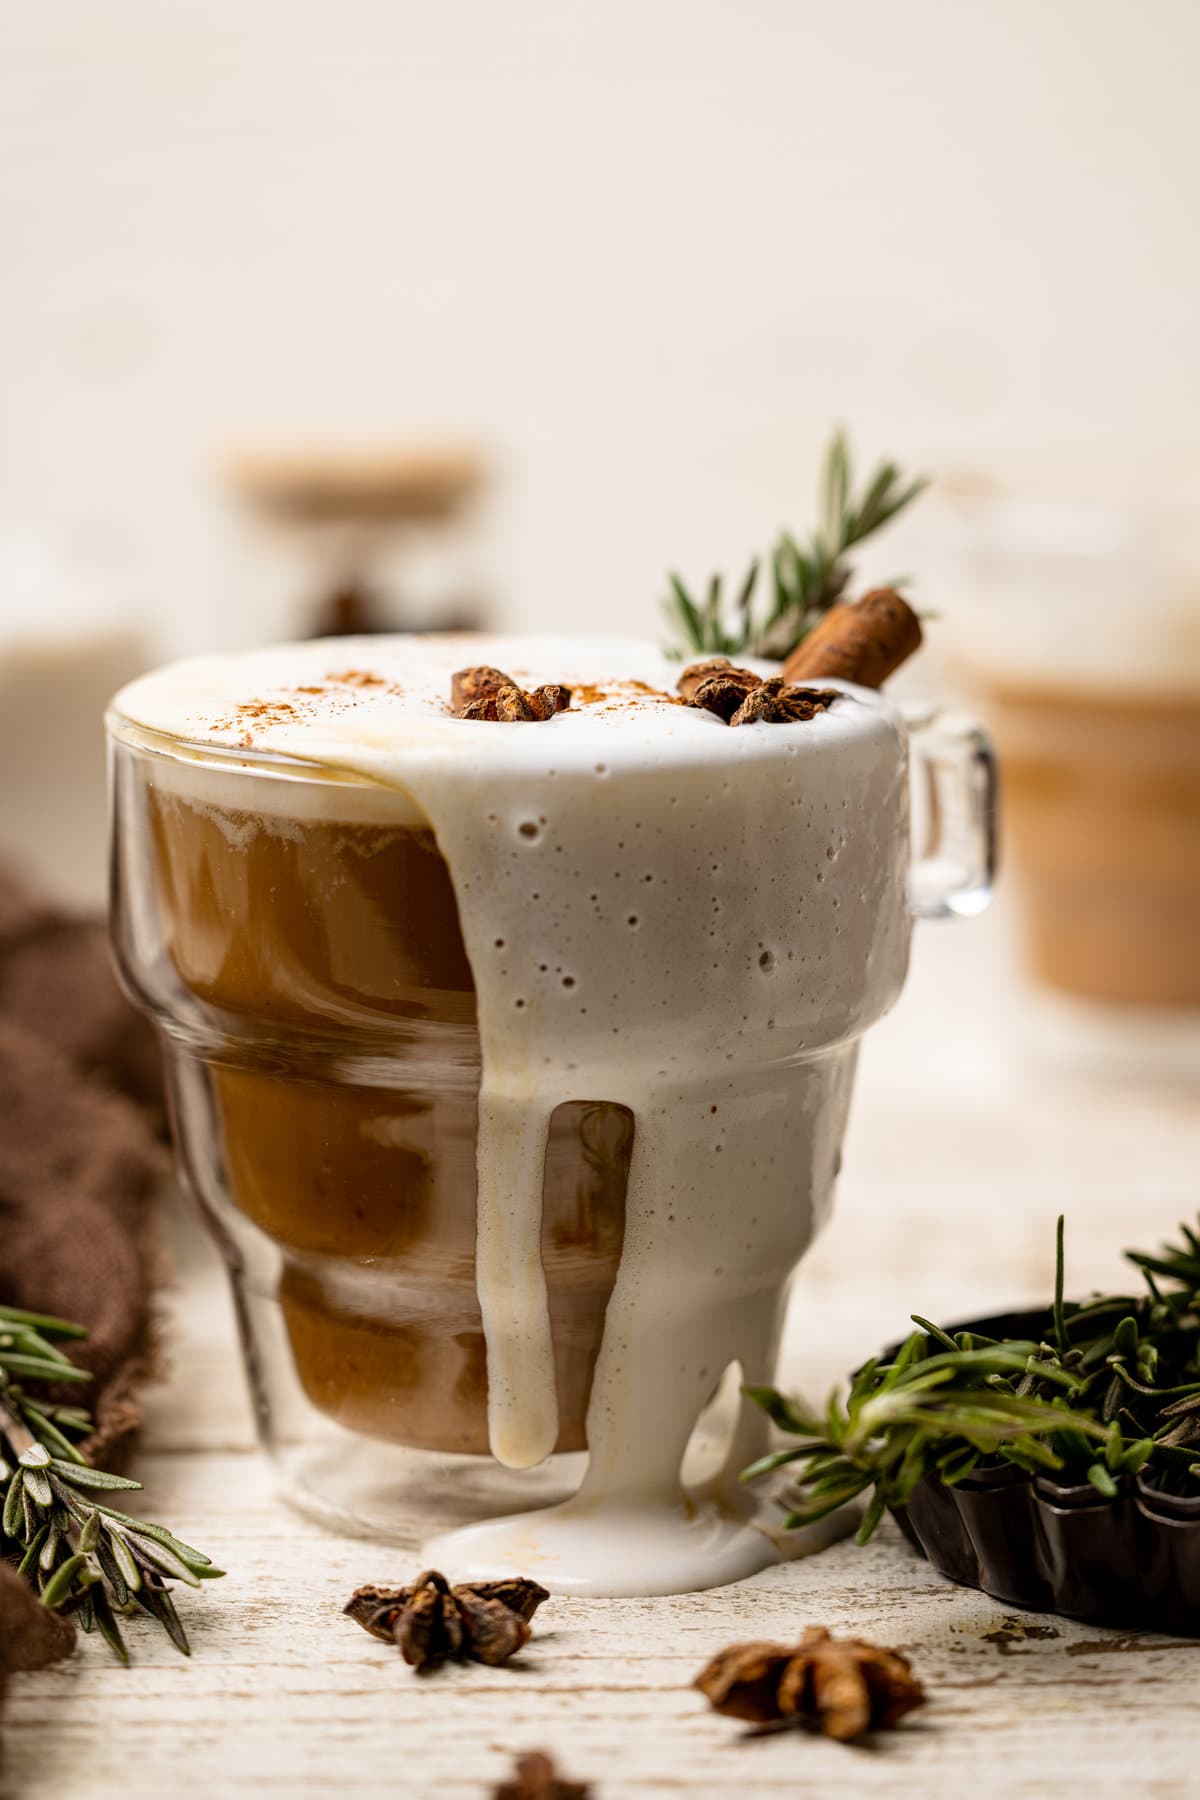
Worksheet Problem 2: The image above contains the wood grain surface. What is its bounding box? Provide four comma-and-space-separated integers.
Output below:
5, 925, 1199, 1798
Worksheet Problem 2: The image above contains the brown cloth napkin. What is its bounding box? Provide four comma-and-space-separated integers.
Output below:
0, 867, 164, 1696
0, 1564, 76, 1707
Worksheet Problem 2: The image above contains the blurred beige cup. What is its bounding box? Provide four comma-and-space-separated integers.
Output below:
934, 491, 1200, 1072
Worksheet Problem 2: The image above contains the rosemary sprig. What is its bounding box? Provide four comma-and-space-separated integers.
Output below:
0, 1302, 223, 1661
664, 429, 927, 659
744, 1214, 1200, 1541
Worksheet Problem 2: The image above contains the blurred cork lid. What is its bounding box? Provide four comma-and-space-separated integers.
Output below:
225, 447, 484, 524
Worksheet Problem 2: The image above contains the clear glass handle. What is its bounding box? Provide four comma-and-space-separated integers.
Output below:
906, 704, 999, 920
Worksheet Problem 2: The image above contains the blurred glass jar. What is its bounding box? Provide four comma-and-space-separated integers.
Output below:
933, 490, 1200, 1077
0, 526, 146, 908
222, 446, 491, 645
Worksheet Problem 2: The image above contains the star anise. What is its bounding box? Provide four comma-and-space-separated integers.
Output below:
678, 657, 761, 716
451, 666, 572, 722
491, 1751, 592, 1799
694, 1626, 926, 1741
344, 1570, 549, 1671
451, 665, 512, 710
677, 659, 841, 728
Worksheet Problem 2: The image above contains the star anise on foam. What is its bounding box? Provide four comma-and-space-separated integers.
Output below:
694, 1626, 926, 1741
451, 664, 572, 722
491, 1751, 592, 1799
344, 1569, 549, 1670
677, 657, 841, 726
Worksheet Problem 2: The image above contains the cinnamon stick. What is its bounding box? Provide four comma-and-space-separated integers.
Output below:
782, 588, 922, 690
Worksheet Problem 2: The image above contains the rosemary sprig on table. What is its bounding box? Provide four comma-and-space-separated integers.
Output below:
743, 1215, 1200, 1544
664, 429, 927, 660
0, 1302, 223, 1662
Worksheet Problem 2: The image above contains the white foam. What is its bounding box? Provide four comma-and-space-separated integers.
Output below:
111, 634, 911, 1593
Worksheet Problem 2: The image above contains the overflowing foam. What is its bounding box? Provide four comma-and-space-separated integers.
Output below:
111, 635, 912, 1594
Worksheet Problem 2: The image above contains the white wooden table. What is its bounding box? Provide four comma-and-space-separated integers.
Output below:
6, 911, 1200, 1798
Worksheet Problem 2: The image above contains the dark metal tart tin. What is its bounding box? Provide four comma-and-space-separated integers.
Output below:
887, 1310, 1200, 1634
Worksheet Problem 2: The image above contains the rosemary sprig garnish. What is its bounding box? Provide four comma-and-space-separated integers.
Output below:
0, 1302, 223, 1661
664, 429, 927, 660
744, 1214, 1200, 1542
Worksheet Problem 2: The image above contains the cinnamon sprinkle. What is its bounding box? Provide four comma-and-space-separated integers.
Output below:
326, 669, 388, 688
571, 679, 680, 708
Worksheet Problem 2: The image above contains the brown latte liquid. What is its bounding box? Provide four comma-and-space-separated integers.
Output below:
149, 787, 632, 1453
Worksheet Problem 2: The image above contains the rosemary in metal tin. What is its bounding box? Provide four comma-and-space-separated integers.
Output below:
744, 1215, 1200, 1542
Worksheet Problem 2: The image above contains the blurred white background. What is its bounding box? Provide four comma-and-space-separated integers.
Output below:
2, 0, 1200, 652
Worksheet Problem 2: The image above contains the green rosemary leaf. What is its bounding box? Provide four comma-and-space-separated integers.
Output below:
739, 1444, 832, 1483
936, 1446, 982, 1487
911, 1315, 959, 1353
888, 1331, 929, 1377
1087, 1463, 1120, 1499
123, 1529, 200, 1588
134, 1582, 191, 1657
47, 1406, 93, 1431
0, 1303, 88, 1339
855, 1487, 888, 1545
665, 577, 704, 653
1158, 1390, 1200, 1420
734, 558, 760, 620
1024, 1358, 1087, 1392
1109, 1365, 1200, 1401
18, 1404, 87, 1464
106, 1528, 143, 1594
3, 1468, 25, 1537
1127, 1251, 1200, 1284
85, 1506, 213, 1568
1, 1324, 75, 1364
40, 1553, 89, 1610
783, 1475, 871, 1530
820, 430, 851, 556
851, 473, 928, 542
17, 1523, 49, 1578
50, 1460, 143, 1492
90, 1585, 130, 1666
1053, 1215, 1068, 1352
741, 1384, 822, 1436
23, 1466, 53, 1509
1004, 1441, 1065, 1475
0, 1353, 90, 1384
94, 1534, 130, 1608
851, 461, 902, 538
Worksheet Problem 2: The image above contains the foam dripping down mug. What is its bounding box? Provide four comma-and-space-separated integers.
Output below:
107, 636, 995, 1596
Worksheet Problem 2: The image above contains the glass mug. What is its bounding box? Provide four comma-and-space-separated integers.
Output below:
107, 641, 995, 1595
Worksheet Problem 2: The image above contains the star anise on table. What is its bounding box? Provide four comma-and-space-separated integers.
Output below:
694, 1626, 926, 1742
344, 1569, 549, 1671
451, 665, 572, 722
491, 1750, 592, 1799
677, 658, 840, 726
